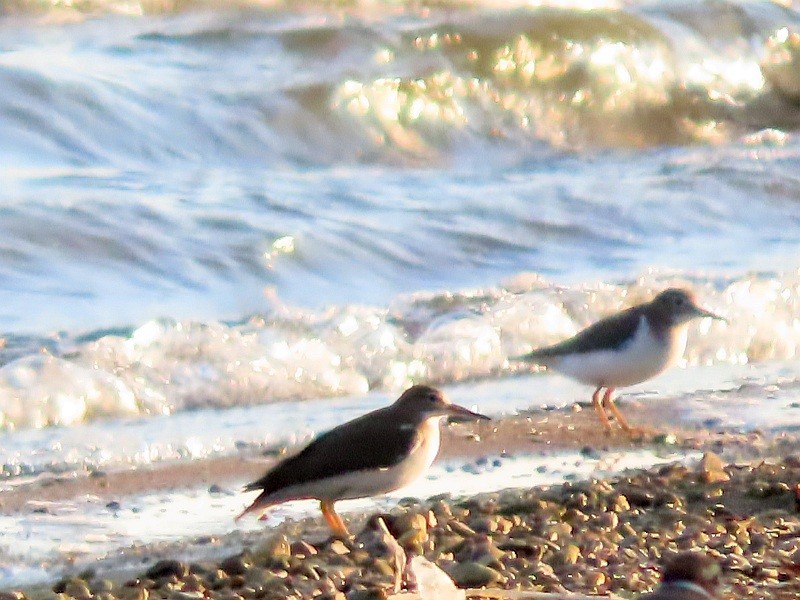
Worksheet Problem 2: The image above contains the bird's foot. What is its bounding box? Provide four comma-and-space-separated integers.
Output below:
600, 422, 648, 440
620, 424, 660, 442
625, 427, 647, 441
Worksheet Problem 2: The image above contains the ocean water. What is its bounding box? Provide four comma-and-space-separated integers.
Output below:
1, 0, 800, 588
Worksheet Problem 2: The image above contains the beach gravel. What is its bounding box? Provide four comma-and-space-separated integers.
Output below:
22, 451, 800, 600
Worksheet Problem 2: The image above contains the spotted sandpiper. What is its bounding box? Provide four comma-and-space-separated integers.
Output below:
513, 288, 725, 433
643, 551, 721, 599
236, 385, 489, 537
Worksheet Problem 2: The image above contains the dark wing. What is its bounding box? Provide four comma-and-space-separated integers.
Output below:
244, 407, 421, 495
516, 305, 644, 360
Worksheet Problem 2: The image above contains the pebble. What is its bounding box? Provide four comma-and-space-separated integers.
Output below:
328, 540, 350, 555
63, 582, 91, 600
16, 456, 800, 600
254, 534, 291, 564
91, 580, 115, 594
446, 562, 504, 587
146, 560, 189, 580
699, 451, 730, 483
219, 555, 250, 576
117, 588, 148, 600
290, 540, 317, 558
344, 588, 386, 600
169, 592, 204, 600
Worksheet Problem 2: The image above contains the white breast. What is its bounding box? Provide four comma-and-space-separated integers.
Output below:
551, 316, 689, 388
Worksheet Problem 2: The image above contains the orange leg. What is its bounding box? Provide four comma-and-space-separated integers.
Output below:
602, 388, 638, 434
320, 500, 350, 538
592, 387, 612, 432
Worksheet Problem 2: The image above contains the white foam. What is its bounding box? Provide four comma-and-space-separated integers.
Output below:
0, 271, 797, 432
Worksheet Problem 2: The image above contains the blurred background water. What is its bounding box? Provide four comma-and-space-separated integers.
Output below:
1, 0, 800, 587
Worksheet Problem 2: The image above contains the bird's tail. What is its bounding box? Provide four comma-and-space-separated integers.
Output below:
510, 350, 545, 363
235, 492, 271, 522
235, 504, 256, 522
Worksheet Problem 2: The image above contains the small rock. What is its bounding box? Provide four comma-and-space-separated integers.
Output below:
468, 515, 497, 534
290, 540, 317, 558
699, 452, 730, 484
596, 511, 619, 530
118, 587, 149, 600
169, 592, 204, 600
146, 559, 189, 580
612, 494, 630, 512
344, 588, 387, 600
65, 581, 91, 599
370, 558, 394, 578
409, 556, 465, 600
208, 592, 242, 600
784, 455, 800, 468
430, 499, 453, 520
624, 487, 655, 507
91, 580, 115, 594
254, 534, 291, 564
557, 544, 581, 566
447, 562, 504, 587
448, 520, 476, 537
653, 433, 677, 445
219, 555, 250, 576
181, 574, 205, 593
585, 570, 606, 588
208, 484, 233, 496
329, 539, 351, 555
397, 527, 428, 553
391, 512, 427, 539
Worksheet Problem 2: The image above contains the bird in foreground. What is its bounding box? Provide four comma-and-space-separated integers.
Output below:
236, 385, 489, 537
641, 551, 721, 599
514, 288, 725, 434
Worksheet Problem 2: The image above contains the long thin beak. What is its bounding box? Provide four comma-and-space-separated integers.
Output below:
694, 305, 727, 323
444, 403, 491, 423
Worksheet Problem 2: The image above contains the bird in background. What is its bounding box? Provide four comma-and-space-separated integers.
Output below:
641, 551, 721, 599
513, 288, 725, 434
236, 384, 489, 538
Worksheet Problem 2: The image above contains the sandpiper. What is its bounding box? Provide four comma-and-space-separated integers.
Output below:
514, 288, 725, 433
236, 385, 489, 537
642, 551, 721, 599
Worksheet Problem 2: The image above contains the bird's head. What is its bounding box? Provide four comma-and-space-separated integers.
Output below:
650, 288, 726, 326
394, 385, 490, 423
661, 551, 721, 596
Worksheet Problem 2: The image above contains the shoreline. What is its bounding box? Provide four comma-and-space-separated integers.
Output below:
4, 401, 799, 598
0, 400, 731, 516
10, 432, 800, 599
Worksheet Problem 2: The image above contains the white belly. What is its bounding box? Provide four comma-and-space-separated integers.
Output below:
262, 417, 442, 504
551, 317, 688, 388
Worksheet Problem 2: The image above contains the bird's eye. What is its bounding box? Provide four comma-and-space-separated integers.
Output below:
675, 297, 684, 306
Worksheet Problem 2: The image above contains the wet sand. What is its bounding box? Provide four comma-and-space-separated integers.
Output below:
1, 400, 708, 515
6, 399, 799, 599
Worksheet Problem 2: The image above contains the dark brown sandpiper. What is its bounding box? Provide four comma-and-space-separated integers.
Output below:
641, 551, 721, 599
236, 384, 489, 537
